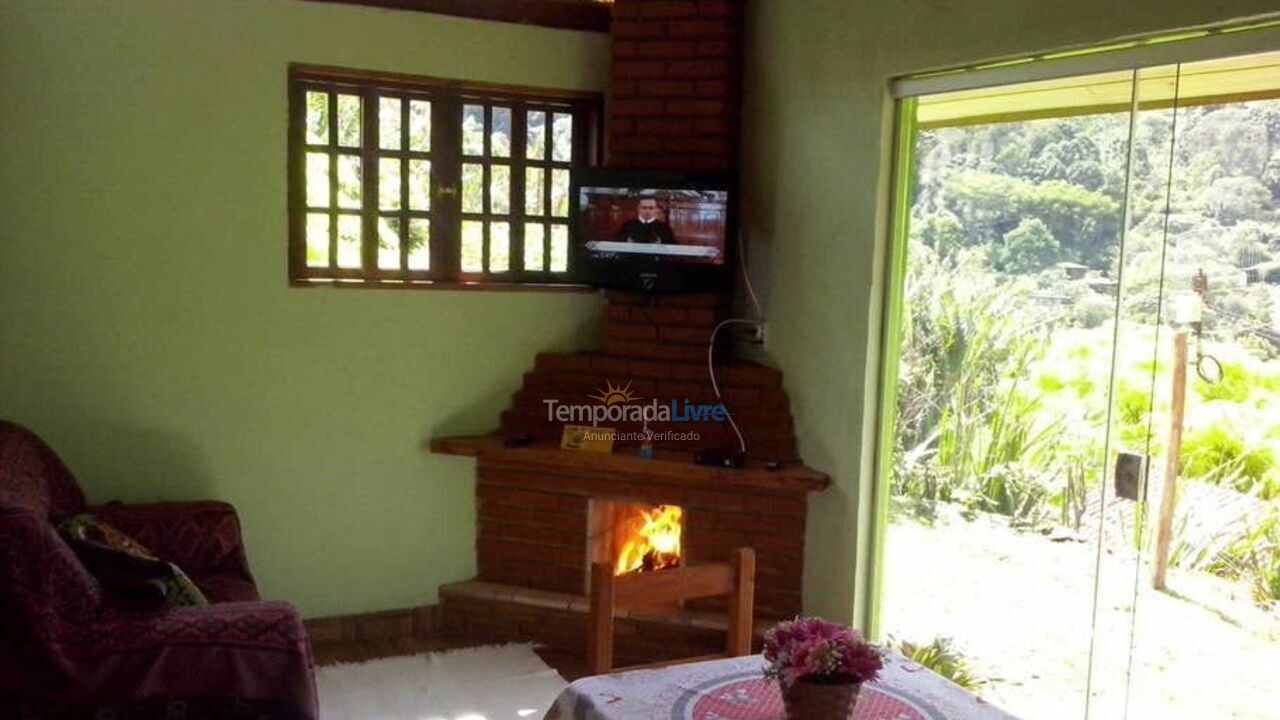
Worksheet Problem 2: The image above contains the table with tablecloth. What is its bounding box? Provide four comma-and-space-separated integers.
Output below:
544, 652, 1018, 720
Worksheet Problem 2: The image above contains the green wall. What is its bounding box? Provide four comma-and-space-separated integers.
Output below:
0, 0, 608, 618
742, 0, 1280, 625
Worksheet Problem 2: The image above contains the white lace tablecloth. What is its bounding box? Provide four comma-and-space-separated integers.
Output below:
544, 652, 1018, 720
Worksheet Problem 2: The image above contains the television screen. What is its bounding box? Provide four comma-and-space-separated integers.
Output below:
572, 169, 735, 292
578, 187, 729, 266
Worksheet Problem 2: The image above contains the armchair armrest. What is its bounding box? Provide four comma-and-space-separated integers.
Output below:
60, 601, 318, 718
88, 501, 254, 582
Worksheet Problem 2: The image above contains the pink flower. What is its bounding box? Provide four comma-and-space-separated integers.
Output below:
762, 617, 883, 689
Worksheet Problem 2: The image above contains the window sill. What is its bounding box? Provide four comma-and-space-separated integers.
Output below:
290, 277, 597, 293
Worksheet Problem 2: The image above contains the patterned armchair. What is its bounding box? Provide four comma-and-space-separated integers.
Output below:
0, 421, 318, 720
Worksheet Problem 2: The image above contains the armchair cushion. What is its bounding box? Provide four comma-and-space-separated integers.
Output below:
89, 501, 255, 583
59, 513, 209, 608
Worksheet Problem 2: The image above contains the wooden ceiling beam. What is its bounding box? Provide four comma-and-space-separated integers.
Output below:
301, 0, 612, 33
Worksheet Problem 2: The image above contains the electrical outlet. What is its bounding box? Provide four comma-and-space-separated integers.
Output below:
748, 321, 767, 346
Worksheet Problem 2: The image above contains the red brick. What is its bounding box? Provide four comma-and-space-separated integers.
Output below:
721, 387, 760, 408
636, 118, 693, 135
669, 59, 732, 78
692, 154, 732, 171
605, 321, 659, 341
696, 39, 734, 57
657, 293, 725, 308
610, 134, 664, 153
640, 0, 698, 18
631, 154, 694, 171
717, 512, 777, 533
665, 99, 725, 116
612, 60, 667, 79
611, 117, 635, 135
694, 117, 732, 135
611, 98, 665, 116
610, 79, 638, 98
636, 40, 697, 58
669, 19, 735, 38
589, 354, 631, 375
607, 152, 635, 167
611, 0, 643, 18
612, 40, 639, 58
696, 79, 731, 97
658, 325, 711, 344
605, 304, 634, 321
638, 80, 696, 98
605, 290, 645, 305
666, 136, 732, 155
612, 20, 668, 38
697, 0, 735, 17
657, 380, 703, 398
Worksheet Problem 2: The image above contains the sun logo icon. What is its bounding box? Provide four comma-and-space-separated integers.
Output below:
589, 380, 642, 406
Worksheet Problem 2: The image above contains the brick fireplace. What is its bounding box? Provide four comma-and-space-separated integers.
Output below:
431, 0, 829, 664
432, 294, 827, 661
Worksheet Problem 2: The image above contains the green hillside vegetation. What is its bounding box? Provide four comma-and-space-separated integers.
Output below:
895, 99, 1280, 605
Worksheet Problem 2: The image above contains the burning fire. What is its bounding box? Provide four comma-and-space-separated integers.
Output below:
614, 504, 683, 575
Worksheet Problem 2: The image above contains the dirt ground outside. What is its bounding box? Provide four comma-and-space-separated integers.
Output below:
882, 503, 1280, 719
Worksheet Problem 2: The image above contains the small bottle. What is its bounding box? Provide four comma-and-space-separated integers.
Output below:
639, 423, 655, 460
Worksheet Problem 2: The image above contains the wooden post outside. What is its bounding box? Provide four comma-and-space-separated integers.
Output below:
1152, 331, 1188, 590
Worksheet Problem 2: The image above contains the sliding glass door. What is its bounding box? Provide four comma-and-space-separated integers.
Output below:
875, 48, 1280, 720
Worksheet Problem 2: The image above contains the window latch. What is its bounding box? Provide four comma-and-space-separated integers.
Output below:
439, 185, 458, 197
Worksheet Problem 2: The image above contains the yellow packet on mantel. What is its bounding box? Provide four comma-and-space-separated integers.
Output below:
560, 425, 615, 453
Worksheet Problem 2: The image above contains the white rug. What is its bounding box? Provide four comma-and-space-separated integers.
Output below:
316, 644, 569, 720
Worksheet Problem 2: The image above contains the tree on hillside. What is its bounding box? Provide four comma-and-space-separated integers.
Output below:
993, 218, 1060, 274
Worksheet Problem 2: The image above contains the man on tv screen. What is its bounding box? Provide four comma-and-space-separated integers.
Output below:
616, 196, 676, 245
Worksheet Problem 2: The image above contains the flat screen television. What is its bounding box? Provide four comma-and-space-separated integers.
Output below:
572, 168, 735, 293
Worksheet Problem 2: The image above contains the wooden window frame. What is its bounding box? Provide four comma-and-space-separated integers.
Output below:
288, 64, 602, 290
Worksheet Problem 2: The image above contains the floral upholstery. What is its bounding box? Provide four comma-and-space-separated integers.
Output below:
0, 421, 318, 720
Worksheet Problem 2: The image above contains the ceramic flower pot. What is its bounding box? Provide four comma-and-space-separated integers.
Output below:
782, 678, 861, 720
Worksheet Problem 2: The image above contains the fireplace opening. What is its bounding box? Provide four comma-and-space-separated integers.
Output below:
588, 500, 684, 580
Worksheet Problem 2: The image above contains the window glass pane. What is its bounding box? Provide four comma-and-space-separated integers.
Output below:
552, 112, 573, 162
461, 220, 484, 272
524, 223, 545, 272
490, 164, 510, 214
409, 159, 431, 211
306, 213, 330, 267
305, 91, 329, 144
463, 104, 485, 156
377, 217, 401, 270
379, 158, 401, 211
337, 155, 362, 209
526, 111, 546, 160
337, 94, 361, 147
407, 218, 430, 270
489, 221, 510, 273
491, 107, 512, 158
409, 100, 431, 152
462, 163, 484, 214
547, 222, 568, 270
525, 168, 545, 216
551, 168, 569, 218
337, 215, 361, 268
306, 152, 330, 207
379, 97, 401, 151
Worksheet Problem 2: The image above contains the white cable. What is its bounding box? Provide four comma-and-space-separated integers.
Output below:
738, 229, 764, 321
708, 318, 759, 455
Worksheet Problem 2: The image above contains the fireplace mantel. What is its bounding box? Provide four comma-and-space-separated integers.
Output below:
431, 435, 829, 494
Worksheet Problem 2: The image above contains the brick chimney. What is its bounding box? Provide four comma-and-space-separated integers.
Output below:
606, 0, 745, 173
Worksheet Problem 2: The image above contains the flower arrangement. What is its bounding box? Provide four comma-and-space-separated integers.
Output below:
763, 617, 884, 689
